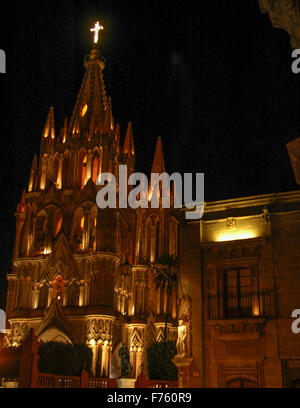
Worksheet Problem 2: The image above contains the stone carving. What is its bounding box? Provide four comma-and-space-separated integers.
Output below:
262, 207, 270, 223
130, 328, 144, 352
176, 320, 187, 357
178, 295, 192, 357
226, 218, 236, 229
86, 318, 113, 344
118, 343, 132, 377
213, 319, 266, 341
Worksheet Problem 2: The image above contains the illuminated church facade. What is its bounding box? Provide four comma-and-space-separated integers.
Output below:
3, 19, 300, 387
4, 40, 181, 379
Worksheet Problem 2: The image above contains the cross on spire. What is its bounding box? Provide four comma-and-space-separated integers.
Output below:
90, 21, 104, 44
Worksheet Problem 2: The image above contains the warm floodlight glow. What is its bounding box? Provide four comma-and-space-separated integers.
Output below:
90, 21, 104, 44
89, 339, 96, 346
80, 216, 85, 229
215, 230, 256, 242
81, 104, 88, 117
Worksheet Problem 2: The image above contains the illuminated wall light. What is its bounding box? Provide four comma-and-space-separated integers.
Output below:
89, 338, 96, 346
215, 229, 257, 242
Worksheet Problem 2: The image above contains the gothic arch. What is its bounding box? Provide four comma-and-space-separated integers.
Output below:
72, 206, 85, 250
154, 218, 161, 261
39, 280, 49, 308
34, 209, 48, 254
145, 217, 152, 261
38, 327, 72, 344
169, 221, 178, 257
52, 275, 64, 301
91, 149, 100, 184
62, 150, 71, 187
53, 207, 63, 238
77, 148, 87, 190
68, 278, 80, 307
52, 260, 65, 280
52, 153, 59, 185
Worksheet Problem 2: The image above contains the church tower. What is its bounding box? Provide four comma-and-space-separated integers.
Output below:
4, 22, 180, 378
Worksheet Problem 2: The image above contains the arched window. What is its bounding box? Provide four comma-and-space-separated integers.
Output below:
92, 152, 100, 184
72, 207, 85, 251
89, 205, 98, 251
169, 222, 178, 257
62, 151, 71, 187
34, 211, 48, 254
68, 281, 80, 306
53, 276, 64, 300
154, 221, 160, 261
53, 210, 63, 237
91, 272, 101, 305
145, 220, 151, 262
77, 150, 87, 190
39, 284, 49, 308
52, 154, 59, 185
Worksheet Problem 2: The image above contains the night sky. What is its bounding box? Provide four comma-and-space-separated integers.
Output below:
0, 0, 299, 309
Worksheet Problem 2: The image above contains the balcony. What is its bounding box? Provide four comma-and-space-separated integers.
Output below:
206, 289, 276, 341
207, 289, 276, 321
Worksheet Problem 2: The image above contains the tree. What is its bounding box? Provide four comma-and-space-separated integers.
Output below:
146, 340, 178, 380
154, 254, 179, 341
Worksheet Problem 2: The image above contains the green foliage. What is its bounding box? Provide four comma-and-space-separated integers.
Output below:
146, 341, 178, 381
38, 341, 92, 376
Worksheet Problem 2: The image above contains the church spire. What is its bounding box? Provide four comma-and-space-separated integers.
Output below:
151, 136, 166, 174
115, 123, 120, 152
68, 21, 112, 140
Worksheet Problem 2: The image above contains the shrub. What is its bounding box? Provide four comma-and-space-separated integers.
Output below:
38, 341, 92, 376
146, 341, 178, 381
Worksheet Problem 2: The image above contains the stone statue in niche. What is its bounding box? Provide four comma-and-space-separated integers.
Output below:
176, 319, 187, 357
177, 294, 192, 358
118, 343, 132, 377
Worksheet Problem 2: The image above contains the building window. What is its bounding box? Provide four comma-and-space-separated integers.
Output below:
77, 150, 87, 190
223, 268, 252, 318
92, 153, 100, 184
39, 284, 48, 308
146, 221, 151, 261
53, 276, 64, 301
68, 281, 79, 306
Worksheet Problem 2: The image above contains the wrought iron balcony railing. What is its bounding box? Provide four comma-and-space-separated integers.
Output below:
206, 289, 276, 320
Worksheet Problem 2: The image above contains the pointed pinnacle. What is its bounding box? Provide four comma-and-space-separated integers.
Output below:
122, 122, 135, 158
151, 136, 166, 174
115, 123, 120, 151
43, 106, 56, 140
62, 117, 67, 143
17, 189, 27, 213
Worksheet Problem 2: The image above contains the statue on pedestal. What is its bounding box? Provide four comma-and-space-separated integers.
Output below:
118, 343, 132, 377
176, 320, 187, 357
